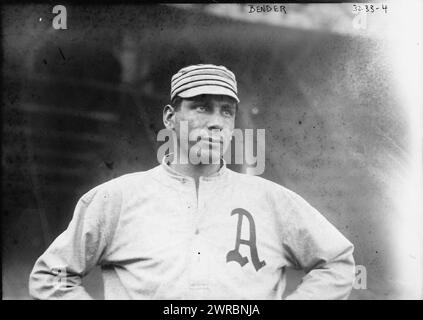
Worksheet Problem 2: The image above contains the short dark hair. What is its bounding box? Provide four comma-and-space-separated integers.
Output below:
170, 95, 239, 113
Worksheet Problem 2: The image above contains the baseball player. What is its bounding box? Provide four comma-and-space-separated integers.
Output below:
29, 64, 355, 300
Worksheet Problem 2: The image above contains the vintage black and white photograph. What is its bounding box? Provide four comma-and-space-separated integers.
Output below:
2, 2, 422, 302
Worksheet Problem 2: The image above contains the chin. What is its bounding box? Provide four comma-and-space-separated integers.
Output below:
198, 149, 223, 165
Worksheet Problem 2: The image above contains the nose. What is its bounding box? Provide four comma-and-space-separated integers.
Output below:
207, 112, 224, 132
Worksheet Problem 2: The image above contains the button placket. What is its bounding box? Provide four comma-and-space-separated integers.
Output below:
188, 178, 210, 292
189, 235, 210, 291
196, 177, 210, 224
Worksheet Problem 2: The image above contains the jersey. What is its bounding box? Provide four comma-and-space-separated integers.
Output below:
29, 157, 355, 300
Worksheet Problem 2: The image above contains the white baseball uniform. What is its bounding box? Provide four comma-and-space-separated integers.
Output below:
29, 156, 355, 299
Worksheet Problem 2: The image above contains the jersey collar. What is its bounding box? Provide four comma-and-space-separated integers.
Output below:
160, 153, 228, 182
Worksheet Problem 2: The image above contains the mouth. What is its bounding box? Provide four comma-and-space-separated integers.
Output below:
208, 137, 223, 145
197, 136, 223, 145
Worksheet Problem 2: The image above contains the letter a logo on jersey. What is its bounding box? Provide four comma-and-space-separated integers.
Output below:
226, 208, 266, 271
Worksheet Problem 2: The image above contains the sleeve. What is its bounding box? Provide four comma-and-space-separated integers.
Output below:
28, 180, 122, 300
280, 190, 355, 300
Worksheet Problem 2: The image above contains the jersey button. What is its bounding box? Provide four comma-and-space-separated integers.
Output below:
195, 228, 200, 235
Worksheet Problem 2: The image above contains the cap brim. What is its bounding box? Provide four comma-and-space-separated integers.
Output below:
177, 85, 240, 103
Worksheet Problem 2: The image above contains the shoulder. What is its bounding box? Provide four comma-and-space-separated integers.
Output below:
226, 168, 310, 208
227, 171, 324, 225
112, 164, 161, 186
81, 165, 161, 203
227, 169, 295, 195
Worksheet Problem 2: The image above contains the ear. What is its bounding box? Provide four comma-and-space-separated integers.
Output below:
163, 104, 176, 130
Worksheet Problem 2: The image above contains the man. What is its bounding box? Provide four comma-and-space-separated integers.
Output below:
29, 64, 355, 299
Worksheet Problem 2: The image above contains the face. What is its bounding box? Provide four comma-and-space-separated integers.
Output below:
165, 94, 237, 164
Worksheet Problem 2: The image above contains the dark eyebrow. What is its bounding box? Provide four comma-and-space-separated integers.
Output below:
191, 99, 207, 104
186, 96, 236, 109
186, 99, 207, 107
221, 104, 237, 110
186, 95, 207, 103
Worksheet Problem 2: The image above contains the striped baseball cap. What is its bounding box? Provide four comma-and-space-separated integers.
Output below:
170, 64, 239, 103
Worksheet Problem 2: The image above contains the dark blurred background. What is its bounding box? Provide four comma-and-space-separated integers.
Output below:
1, 4, 416, 299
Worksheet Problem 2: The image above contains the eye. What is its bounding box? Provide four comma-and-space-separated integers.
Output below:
196, 105, 207, 112
222, 109, 234, 117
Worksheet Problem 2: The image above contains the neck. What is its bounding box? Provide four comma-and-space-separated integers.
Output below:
169, 161, 221, 183
167, 152, 222, 183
